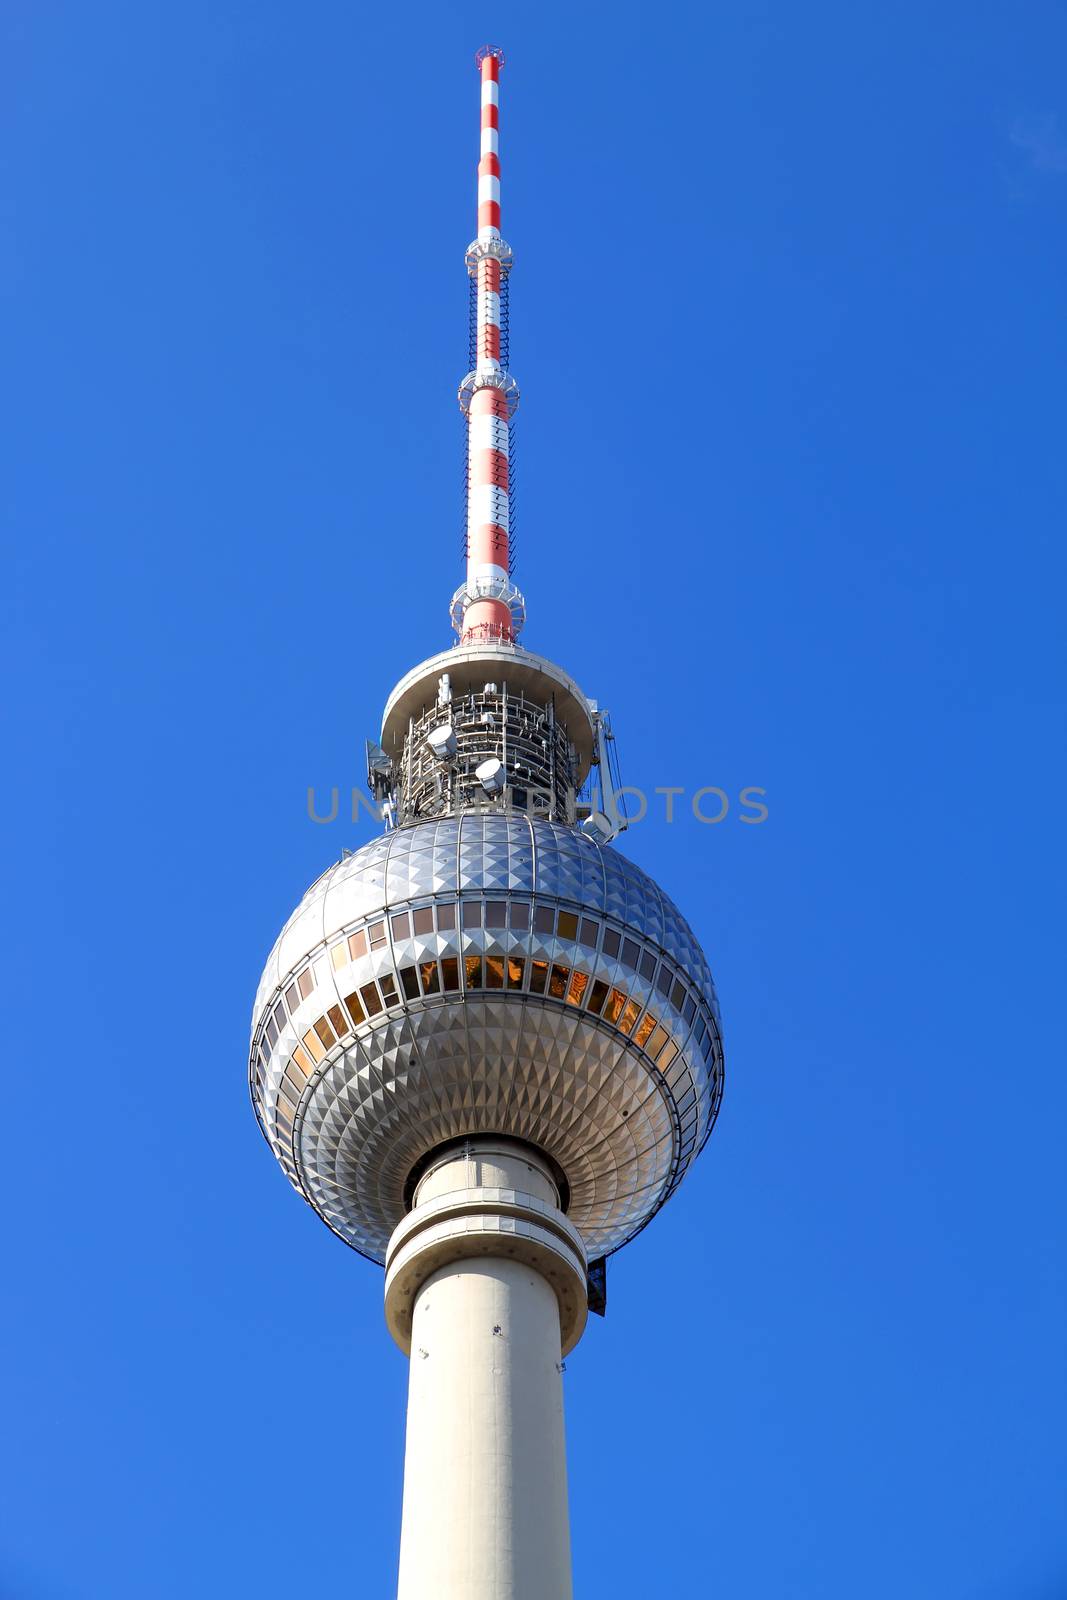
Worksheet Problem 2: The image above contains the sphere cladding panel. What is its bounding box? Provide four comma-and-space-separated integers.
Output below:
250, 815, 724, 1261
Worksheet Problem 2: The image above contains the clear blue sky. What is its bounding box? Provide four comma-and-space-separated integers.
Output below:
3, 2, 1065, 1596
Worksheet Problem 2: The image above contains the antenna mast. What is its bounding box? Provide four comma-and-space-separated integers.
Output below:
452, 46, 525, 646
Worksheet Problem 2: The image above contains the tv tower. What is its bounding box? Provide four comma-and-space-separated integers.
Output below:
250, 47, 724, 1600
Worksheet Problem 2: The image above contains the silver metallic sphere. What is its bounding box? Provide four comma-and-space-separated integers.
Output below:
250, 814, 723, 1262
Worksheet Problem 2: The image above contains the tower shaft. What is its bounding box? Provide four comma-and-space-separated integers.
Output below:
386, 1140, 587, 1600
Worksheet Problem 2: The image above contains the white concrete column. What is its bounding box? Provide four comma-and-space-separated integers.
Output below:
385, 1139, 588, 1600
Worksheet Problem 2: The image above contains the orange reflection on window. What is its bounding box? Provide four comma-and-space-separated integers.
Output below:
465, 956, 483, 988
619, 998, 640, 1035
348, 930, 368, 961
506, 957, 525, 989
302, 1028, 325, 1064
330, 943, 348, 971
567, 971, 589, 1007
485, 956, 505, 989
327, 1004, 347, 1037
604, 988, 627, 1025
634, 1011, 657, 1048
343, 992, 365, 1027
313, 1016, 336, 1048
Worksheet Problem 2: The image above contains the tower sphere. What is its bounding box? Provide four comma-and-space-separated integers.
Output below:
251, 809, 723, 1263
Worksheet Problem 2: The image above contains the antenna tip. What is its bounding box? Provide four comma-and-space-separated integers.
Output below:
475, 45, 505, 70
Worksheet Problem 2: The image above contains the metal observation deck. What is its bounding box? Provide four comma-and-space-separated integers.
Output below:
251, 810, 723, 1263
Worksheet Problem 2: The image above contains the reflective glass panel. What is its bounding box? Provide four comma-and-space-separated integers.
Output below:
646, 1024, 668, 1059
485, 901, 507, 928
327, 1004, 347, 1037
302, 1028, 325, 1063
412, 907, 433, 936
462, 901, 481, 929
465, 956, 483, 988
509, 902, 529, 930
579, 918, 599, 950
314, 1017, 336, 1047
380, 973, 398, 1004
634, 1012, 657, 1048
602, 929, 621, 958
368, 922, 386, 948
349, 930, 368, 960
284, 982, 299, 1013
343, 992, 365, 1027
391, 912, 410, 940
557, 911, 578, 940
621, 939, 641, 970
587, 978, 610, 1015
400, 966, 420, 1000
298, 970, 314, 1000
604, 988, 627, 1024
420, 960, 440, 995
506, 956, 525, 989
534, 906, 555, 935
640, 950, 657, 981
567, 971, 589, 1007
437, 902, 457, 931
331, 943, 348, 971
549, 964, 570, 999
360, 983, 383, 1017
440, 958, 460, 992
619, 998, 640, 1034
485, 956, 505, 989
529, 959, 548, 994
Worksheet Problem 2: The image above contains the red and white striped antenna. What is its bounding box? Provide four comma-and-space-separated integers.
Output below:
452, 46, 525, 646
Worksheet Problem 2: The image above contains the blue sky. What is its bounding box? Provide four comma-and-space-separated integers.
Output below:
3, 2, 1065, 1595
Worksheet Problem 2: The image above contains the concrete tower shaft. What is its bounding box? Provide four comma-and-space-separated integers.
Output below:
387, 1139, 583, 1600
